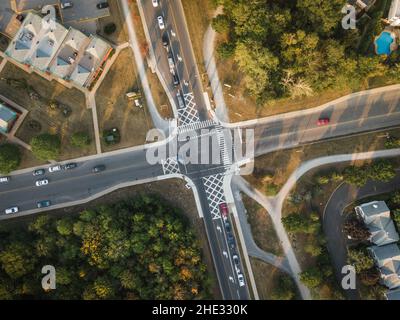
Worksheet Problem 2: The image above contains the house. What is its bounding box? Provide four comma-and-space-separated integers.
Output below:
385, 287, 400, 300
5, 12, 68, 72
48, 28, 90, 79
69, 35, 111, 88
0, 103, 17, 133
348, 0, 377, 14
369, 243, 400, 290
5, 12, 112, 89
355, 201, 399, 246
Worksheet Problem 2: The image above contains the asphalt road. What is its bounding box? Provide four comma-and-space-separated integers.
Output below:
236, 88, 400, 156
324, 172, 400, 300
0, 146, 163, 216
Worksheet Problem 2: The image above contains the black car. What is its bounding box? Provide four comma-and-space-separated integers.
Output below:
224, 221, 231, 233
33, 168, 45, 176
92, 165, 106, 173
97, 2, 109, 9
173, 74, 180, 87
65, 163, 77, 170
162, 33, 169, 50
37, 200, 51, 208
227, 233, 235, 249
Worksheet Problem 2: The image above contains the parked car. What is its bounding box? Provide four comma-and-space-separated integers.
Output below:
227, 233, 235, 249
167, 54, 175, 73
60, 2, 73, 9
65, 163, 77, 170
152, 0, 159, 7
37, 200, 51, 208
96, 2, 109, 9
5, 206, 18, 214
92, 165, 106, 173
49, 165, 63, 173
237, 273, 245, 287
157, 16, 165, 30
0, 176, 10, 183
317, 118, 330, 126
219, 202, 229, 219
35, 179, 49, 187
33, 169, 45, 176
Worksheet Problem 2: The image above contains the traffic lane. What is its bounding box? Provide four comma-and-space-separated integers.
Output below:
168, 0, 209, 120
251, 109, 400, 156
195, 182, 242, 299
0, 160, 163, 214
0, 147, 155, 193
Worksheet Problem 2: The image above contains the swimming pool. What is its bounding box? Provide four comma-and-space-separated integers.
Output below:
375, 31, 395, 55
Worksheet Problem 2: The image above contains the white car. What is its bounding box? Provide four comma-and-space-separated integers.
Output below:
157, 16, 165, 30
5, 206, 18, 214
49, 165, 62, 173
36, 179, 49, 187
0, 176, 10, 183
60, 2, 73, 9
152, 0, 159, 7
237, 273, 245, 287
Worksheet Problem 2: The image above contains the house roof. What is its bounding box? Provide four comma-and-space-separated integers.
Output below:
370, 244, 400, 289
356, 201, 390, 218
368, 216, 399, 246
0, 104, 17, 133
48, 28, 89, 79
386, 287, 400, 300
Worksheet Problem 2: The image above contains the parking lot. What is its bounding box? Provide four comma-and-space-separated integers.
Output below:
60, 0, 110, 23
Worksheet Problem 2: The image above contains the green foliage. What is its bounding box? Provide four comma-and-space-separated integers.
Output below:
281, 213, 319, 234
212, 0, 390, 102
30, 133, 61, 160
0, 196, 211, 299
391, 191, 400, 205
316, 175, 330, 185
385, 136, 400, 149
104, 23, 116, 35
343, 161, 396, 187
0, 143, 21, 174
300, 267, 323, 288
217, 42, 235, 59
265, 183, 279, 196
271, 274, 296, 300
211, 14, 231, 33
347, 247, 375, 273
392, 208, 400, 229
71, 131, 90, 148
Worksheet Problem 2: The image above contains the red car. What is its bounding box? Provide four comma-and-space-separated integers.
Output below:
219, 203, 229, 219
317, 118, 330, 126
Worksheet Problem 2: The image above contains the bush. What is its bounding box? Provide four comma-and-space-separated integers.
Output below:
343, 218, 371, 241
217, 42, 236, 59
211, 14, 231, 33
347, 247, 374, 273
265, 183, 279, 196
30, 133, 61, 160
271, 274, 296, 300
0, 143, 21, 174
282, 213, 316, 234
71, 132, 90, 148
316, 175, 330, 185
385, 136, 400, 149
104, 23, 116, 35
359, 268, 380, 286
392, 208, 400, 229
300, 268, 323, 288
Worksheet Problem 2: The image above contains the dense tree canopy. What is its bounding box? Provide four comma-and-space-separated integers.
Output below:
30, 133, 61, 161
0, 195, 211, 299
213, 0, 395, 102
0, 143, 21, 174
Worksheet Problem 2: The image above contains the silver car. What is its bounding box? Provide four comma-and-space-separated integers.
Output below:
5, 206, 18, 214
35, 179, 49, 187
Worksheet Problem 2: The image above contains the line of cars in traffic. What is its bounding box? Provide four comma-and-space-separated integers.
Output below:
219, 202, 245, 287
0, 163, 107, 215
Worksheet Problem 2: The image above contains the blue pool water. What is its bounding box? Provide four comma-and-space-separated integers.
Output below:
375, 31, 394, 55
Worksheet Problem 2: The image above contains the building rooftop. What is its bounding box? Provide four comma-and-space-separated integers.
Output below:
369, 244, 400, 289
386, 287, 400, 300
356, 201, 390, 218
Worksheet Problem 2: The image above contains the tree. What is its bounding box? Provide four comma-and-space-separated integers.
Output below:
0, 242, 36, 279
316, 175, 330, 185
347, 247, 374, 273
104, 23, 116, 35
217, 42, 235, 59
0, 143, 21, 174
391, 191, 400, 205
359, 268, 380, 286
265, 183, 279, 196
70, 131, 90, 148
300, 267, 323, 288
368, 160, 396, 183
271, 274, 295, 300
392, 208, 400, 229
343, 166, 368, 187
343, 219, 371, 241
211, 14, 231, 33
31, 133, 61, 160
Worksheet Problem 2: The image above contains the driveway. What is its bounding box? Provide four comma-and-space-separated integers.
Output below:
323, 172, 400, 300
